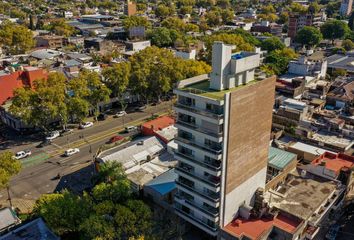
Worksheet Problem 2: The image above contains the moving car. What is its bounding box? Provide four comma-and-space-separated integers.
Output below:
125, 126, 138, 133
79, 122, 93, 129
14, 150, 32, 160
64, 148, 80, 157
114, 111, 126, 118
109, 135, 124, 143
46, 131, 60, 140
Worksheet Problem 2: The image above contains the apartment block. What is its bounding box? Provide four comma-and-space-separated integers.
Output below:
173, 42, 276, 236
288, 13, 326, 39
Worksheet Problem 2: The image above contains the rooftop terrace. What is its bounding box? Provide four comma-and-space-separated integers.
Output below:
266, 170, 338, 220
180, 79, 258, 100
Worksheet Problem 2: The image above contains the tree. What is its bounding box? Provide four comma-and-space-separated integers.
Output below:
295, 26, 322, 48
290, 2, 308, 13
123, 16, 151, 31
0, 21, 35, 54
33, 190, 92, 235
44, 19, 75, 37
308, 2, 320, 14
10, 72, 68, 132
147, 27, 180, 47
321, 20, 350, 43
264, 48, 298, 75
155, 4, 174, 18
0, 151, 21, 189
102, 62, 131, 111
221, 9, 234, 23
342, 39, 354, 51
205, 10, 222, 27
260, 37, 285, 52
76, 70, 111, 118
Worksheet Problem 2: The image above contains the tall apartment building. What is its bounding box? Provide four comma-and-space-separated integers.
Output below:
124, 0, 137, 16
288, 13, 325, 39
173, 42, 276, 236
340, 0, 353, 16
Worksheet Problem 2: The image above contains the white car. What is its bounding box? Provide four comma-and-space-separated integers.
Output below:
46, 131, 60, 140
14, 150, 32, 160
125, 126, 138, 133
64, 148, 80, 157
115, 111, 127, 118
79, 122, 93, 129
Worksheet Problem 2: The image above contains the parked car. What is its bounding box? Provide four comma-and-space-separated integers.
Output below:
79, 122, 93, 129
125, 126, 138, 133
109, 135, 124, 143
135, 105, 147, 111
97, 113, 108, 121
114, 111, 127, 118
64, 148, 80, 157
46, 130, 60, 140
325, 224, 340, 240
14, 150, 32, 160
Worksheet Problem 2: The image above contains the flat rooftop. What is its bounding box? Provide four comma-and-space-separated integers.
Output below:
180, 79, 257, 100
223, 213, 302, 239
268, 147, 297, 170
265, 170, 338, 220
312, 152, 354, 175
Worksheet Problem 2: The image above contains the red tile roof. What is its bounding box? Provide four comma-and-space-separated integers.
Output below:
223, 214, 302, 239
141, 115, 175, 131
311, 152, 354, 175
0, 68, 47, 105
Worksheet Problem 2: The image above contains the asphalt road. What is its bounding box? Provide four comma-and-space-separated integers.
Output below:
0, 101, 173, 210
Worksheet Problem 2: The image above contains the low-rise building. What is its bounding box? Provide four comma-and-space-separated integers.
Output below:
0, 208, 20, 234
35, 35, 64, 49
141, 116, 176, 144
97, 136, 177, 192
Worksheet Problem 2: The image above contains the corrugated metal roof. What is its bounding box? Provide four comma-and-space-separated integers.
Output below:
145, 169, 177, 195
268, 147, 296, 170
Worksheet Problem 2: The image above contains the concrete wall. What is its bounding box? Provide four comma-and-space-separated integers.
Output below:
221, 76, 276, 226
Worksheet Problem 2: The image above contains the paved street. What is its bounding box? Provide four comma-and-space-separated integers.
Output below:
0, 101, 173, 212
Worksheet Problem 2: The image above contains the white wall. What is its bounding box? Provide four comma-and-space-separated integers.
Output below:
222, 166, 267, 226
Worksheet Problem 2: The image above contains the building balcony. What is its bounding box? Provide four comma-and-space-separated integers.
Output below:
175, 179, 220, 203
175, 102, 224, 120
175, 151, 221, 174
175, 205, 218, 235
175, 194, 219, 217
175, 135, 222, 156
175, 120, 223, 139
175, 165, 221, 188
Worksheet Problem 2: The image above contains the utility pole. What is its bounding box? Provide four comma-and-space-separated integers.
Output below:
6, 186, 12, 208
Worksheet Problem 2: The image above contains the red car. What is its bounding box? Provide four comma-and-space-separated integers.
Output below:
109, 135, 123, 143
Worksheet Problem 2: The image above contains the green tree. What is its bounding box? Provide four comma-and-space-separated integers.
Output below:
308, 2, 320, 14
123, 16, 151, 31
44, 19, 76, 37
295, 26, 322, 48
221, 9, 234, 23
147, 27, 180, 47
290, 2, 308, 13
0, 151, 21, 189
33, 190, 92, 235
10, 72, 68, 132
0, 21, 35, 54
102, 62, 131, 111
155, 4, 174, 18
264, 48, 298, 75
321, 20, 350, 43
260, 37, 285, 52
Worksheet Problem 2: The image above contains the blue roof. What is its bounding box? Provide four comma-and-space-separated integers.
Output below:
145, 169, 177, 195
268, 147, 297, 170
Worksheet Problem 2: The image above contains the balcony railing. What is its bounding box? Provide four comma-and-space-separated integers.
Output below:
175, 194, 219, 217
175, 151, 221, 171
176, 120, 223, 138
175, 205, 218, 232
175, 179, 220, 202
175, 102, 224, 120
175, 135, 222, 155
175, 165, 221, 188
